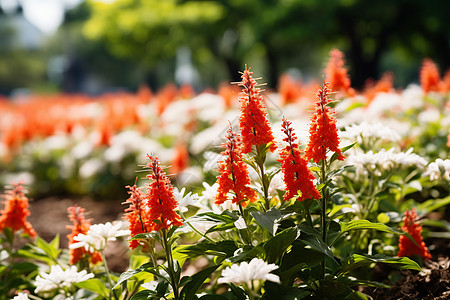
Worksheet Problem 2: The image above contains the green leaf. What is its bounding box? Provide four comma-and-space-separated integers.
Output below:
180, 265, 219, 300
330, 142, 356, 164
229, 283, 247, 300
35, 236, 61, 261
417, 196, 450, 214
340, 220, 404, 235
180, 240, 237, 259
76, 278, 109, 297
264, 227, 299, 263
329, 204, 354, 218
251, 208, 282, 236
114, 262, 154, 289
337, 254, 421, 275
228, 245, 265, 263
130, 290, 151, 300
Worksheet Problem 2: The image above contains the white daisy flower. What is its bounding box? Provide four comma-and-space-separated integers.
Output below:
34, 265, 94, 296
218, 258, 280, 285
423, 158, 450, 181
70, 221, 130, 252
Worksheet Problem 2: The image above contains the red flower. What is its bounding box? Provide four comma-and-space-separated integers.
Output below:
123, 184, 151, 249
397, 209, 431, 260
238, 66, 276, 154
325, 49, 355, 97
0, 183, 36, 238
305, 82, 345, 164
420, 58, 440, 94
215, 126, 258, 207
278, 117, 321, 202
66, 205, 102, 264
146, 154, 183, 231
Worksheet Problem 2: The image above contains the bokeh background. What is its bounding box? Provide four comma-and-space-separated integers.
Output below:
1, 0, 449, 96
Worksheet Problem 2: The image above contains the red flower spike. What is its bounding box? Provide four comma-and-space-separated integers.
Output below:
238, 66, 276, 154
0, 183, 36, 238
123, 184, 151, 249
325, 49, 355, 97
397, 209, 431, 260
305, 82, 345, 164
215, 126, 258, 207
66, 205, 102, 265
278, 117, 321, 202
146, 154, 183, 231
420, 58, 440, 94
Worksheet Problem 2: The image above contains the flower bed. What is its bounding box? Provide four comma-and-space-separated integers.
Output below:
1, 50, 449, 299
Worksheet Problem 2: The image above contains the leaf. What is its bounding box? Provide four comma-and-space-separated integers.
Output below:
76, 278, 109, 297
329, 204, 355, 218
228, 245, 265, 263
130, 290, 151, 300
337, 254, 421, 275
180, 240, 237, 259
264, 227, 300, 263
417, 196, 450, 214
229, 283, 247, 300
35, 236, 60, 261
340, 220, 403, 235
114, 262, 154, 289
180, 265, 219, 300
250, 208, 282, 236
330, 142, 356, 164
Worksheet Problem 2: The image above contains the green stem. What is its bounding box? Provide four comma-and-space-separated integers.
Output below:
238, 203, 253, 245
100, 249, 118, 300
320, 158, 327, 280
256, 146, 270, 211
161, 228, 179, 300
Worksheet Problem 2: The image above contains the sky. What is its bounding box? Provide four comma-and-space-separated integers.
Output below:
0, 0, 113, 35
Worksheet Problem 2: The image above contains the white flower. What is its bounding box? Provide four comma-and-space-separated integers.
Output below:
218, 258, 280, 285
341, 122, 401, 144
234, 217, 247, 230
174, 187, 201, 213
70, 221, 130, 252
423, 158, 450, 181
79, 158, 105, 178
346, 148, 427, 176
34, 265, 94, 296
11, 293, 29, 300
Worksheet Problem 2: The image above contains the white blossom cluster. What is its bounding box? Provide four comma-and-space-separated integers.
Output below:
34, 265, 94, 297
340, 122, 401, 145
423, 158, 450, 181
218, 258, 280, 285
346, 148, 428, 176
70, 221, 130, 253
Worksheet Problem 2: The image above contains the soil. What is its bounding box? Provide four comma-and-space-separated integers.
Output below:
28, 196, 128, 273
27, 197, 450, 298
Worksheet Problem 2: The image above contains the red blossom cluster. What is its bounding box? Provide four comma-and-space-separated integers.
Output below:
237, 66, 276, 154
325, 49, 355, 97
397, 209, 431, 260
278, 117, 321, 202
215, 126, 258, 207
66, 205, 102, 264
123, 155, 183, 249
0, 183, 36, 238
420, 58, 450, 94
305, 82, 345, 164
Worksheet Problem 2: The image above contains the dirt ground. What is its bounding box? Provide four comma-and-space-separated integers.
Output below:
28, 196, 450, 299
28, 196, 129, 273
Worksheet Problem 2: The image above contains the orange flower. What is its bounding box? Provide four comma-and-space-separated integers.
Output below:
397, 209, 431, 260
238, 66, 276, 154
420, 58, 440, 94
146, 154, 183, 231
278, 117, 321, 202
170, 142, 189, 174
305, 82, 345, 164
123, 184, 151, 249
0, 183, 36, 238
215, 126, 258, 207
66, 205, 102, 265
325, 49, 355, 97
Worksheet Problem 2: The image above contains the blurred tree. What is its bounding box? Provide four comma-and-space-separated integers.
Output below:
82, 0, 449, 89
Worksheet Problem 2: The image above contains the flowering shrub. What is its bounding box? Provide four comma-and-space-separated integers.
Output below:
0, 53, 449, 299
